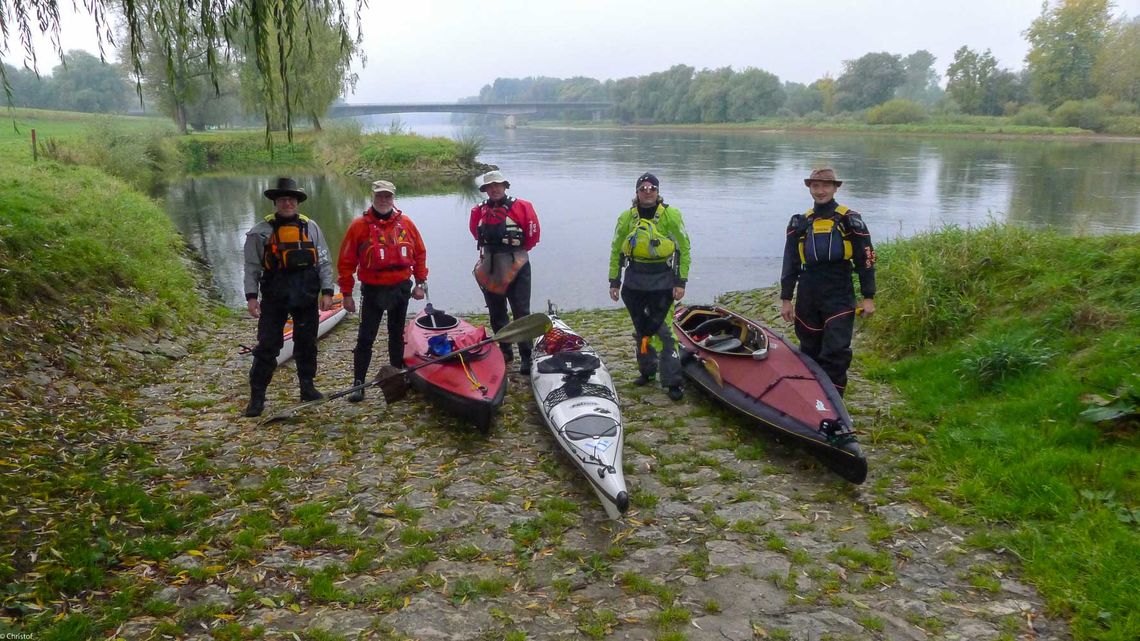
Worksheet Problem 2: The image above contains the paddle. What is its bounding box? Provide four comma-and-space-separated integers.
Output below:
260, 312, 553, 424
702, 356, 724, 387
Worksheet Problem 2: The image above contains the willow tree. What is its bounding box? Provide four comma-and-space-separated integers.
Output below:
0, 0, 363, 139
234, 3, 360, 132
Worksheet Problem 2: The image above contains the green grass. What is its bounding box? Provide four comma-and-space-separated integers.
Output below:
0, 155, 201, 327
864, 224, 1140, 640
175, 131, 314, 172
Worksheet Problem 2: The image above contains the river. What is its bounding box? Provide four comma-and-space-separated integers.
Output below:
165, 121, 1140, 313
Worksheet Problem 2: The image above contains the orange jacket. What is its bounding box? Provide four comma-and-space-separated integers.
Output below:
337, 208, 428, 292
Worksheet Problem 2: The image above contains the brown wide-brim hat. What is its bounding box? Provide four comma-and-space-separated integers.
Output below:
263, 177, 308, 203
803, 168, 843, 187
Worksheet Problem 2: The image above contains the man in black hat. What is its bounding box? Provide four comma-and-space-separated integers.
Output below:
607, 172, 692, 401
779, 168, 876, 397
241, 177, 336, 417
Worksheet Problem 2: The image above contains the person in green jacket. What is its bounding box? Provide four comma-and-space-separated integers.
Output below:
608, 172, 692, 401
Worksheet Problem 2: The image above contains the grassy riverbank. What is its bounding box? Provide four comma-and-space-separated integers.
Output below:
863, 224, 1140, 640
1, 108, 488, 192
546, 113, 1140, 140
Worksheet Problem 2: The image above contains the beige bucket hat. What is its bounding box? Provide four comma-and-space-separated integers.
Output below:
478, 170, 511, 192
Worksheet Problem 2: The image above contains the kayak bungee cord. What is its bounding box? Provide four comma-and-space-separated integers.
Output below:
457, 352, 487, 395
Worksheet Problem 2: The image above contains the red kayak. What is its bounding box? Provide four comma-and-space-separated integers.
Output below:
403, 307, 507, 434
673, 304, 867, 484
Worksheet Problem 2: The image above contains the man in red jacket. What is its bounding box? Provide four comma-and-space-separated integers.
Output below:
469, 170, 541, 374
338, 180, 428, 402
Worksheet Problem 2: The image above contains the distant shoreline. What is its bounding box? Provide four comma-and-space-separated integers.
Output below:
533, 121, 1140, 144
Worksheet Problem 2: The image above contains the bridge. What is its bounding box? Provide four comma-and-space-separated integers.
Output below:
327, 101, 612, 128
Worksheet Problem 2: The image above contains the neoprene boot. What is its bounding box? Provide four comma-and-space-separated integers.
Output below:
633, 372, 655, 386
243, 388, 266, 417
348, 380, 365, 403
299, 379, 324, 402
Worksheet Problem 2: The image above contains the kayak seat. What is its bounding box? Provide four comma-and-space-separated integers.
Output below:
703, 334, 743, 353
537, 351, 600, 376
692, 317, 737, 336
416, 311, 459, 330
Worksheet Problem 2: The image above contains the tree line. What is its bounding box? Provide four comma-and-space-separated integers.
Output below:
470, 0, 1139, 132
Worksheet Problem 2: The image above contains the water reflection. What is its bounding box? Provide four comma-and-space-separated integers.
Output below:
164, 127, 1140, 313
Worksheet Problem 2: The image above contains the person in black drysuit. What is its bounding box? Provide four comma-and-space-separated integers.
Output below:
779, 168, 876, 397
242, 177, 336, 417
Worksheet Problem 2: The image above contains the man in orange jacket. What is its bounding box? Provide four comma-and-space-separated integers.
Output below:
337, 180, 428, 401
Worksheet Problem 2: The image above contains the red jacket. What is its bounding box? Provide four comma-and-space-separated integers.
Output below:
468, 197, 541, 251
338, 208, 428, 292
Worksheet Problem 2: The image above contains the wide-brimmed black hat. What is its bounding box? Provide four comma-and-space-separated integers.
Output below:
263, 177, 308, 202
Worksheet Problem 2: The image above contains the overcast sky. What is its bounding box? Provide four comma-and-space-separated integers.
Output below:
6, 0, 1140, 103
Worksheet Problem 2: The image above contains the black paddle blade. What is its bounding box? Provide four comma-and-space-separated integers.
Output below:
375, 365, 409, 403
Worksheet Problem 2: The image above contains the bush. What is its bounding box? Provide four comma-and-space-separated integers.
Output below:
957, 334, 1056, 391
1052, 100, 1109, 132
1104, 116, 1140, 136
84, 120, 178, 192
1012, 104, 1051, 127
454, 130, 485, 165
801, 111, 825, 124
868, 223, 1052, 355
865, 99, 926, 125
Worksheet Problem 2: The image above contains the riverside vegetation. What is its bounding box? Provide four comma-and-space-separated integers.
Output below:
1, 108, 489, 194
1, 109, 1137, 640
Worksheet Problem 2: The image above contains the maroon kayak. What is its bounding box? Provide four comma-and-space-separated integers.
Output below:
403, 308, 507, 434
673, 304, 867, 483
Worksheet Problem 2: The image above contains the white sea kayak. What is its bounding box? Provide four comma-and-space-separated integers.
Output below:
530, 316, 629, 519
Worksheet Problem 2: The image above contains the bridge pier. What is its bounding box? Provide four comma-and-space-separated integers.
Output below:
504, 114, 517, 129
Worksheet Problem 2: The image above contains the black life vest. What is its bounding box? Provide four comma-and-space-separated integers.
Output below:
796, 205, 854, 267
262, 214, 318, 271
475, 197, 525, 251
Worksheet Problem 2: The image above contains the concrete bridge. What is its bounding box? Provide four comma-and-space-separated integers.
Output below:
327, 101, 612, 128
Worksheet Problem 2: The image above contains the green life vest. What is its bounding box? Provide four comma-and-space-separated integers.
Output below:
623, 209, 676, 262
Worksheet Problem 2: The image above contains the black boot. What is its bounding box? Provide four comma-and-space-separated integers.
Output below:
243, 389, 266, 417
348, 380, 365, 403
299, 379, 324, 402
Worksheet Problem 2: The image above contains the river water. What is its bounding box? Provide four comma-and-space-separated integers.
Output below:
165, 122, 1140, 313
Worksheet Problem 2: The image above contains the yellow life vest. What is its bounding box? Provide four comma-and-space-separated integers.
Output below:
797, 205, 853, 266
623, 212, 676, 262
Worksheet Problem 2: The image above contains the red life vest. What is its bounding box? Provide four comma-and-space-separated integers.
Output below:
475, 198, 526, 251
363, 210, 416, 271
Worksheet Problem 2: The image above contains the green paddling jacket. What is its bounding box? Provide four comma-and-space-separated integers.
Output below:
608, 202, 692, 291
